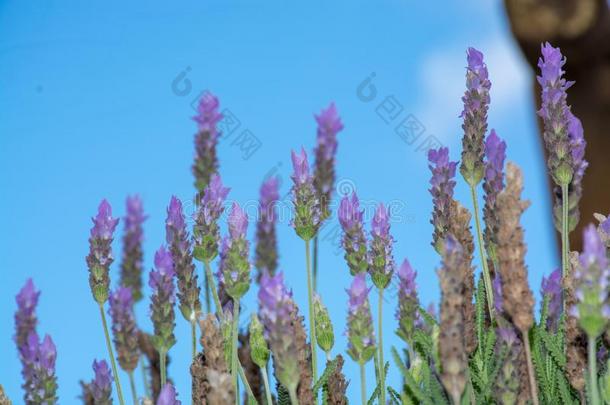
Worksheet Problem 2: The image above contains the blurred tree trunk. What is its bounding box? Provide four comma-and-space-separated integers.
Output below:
504, 0, 610, 251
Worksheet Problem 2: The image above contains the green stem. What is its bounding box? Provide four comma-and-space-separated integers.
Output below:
313, 235, 319, 292
128, 372, 137, 405
377, 288, 386, 405
237, 361, 256, 400
561, 184, 570, 310
99, 305, 125, 405
232, 300, 240, 405
261, 366, 273, 405
589, 336, 600, 405
305, 239, 318, 383
191, 319, 197, 358
288, 385, 300, 405
160, 350, 167, 387
140, 357, 150, 399
522, 331, 539, 405
204, 260, 223, 318
359, 363, 367, 405
470, 185, 495, 322
204, 272, 211, 314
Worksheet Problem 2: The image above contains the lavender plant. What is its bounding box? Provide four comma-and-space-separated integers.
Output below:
11, 41, 609, 405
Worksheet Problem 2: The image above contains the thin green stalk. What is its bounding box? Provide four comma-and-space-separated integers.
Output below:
204, 260, 223, 318
128, 372, 137, 405
305, 239, 318, 383
589, 336, 600, 405
377, 288, 386, 405
160, 349, 167, 387
232, 300, 240, 405
561, 184, 570, 309
522, 332, 539, 405
140, 357, 150, 399
261, 366, 273, 405
313, 235, 319, 291
204, 276, 211, 314
203, 260, 255, 399
359, 363, 367, 405
288, 385, 300, 405
469, 185, 495, 322
191, 319, 197, 358
99, 305, 126, 405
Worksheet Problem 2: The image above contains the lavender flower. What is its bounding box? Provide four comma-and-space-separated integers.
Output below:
540, 269, 562, 331
87, 200, 120, 304
14, 279, 40, 360
22, 332, 58, 404
291, 148, 321, 241
594, 212, 610, 248
571, 224, 610, 338
537, 42, 576, 186
338, 192, 368, 275
369, 203, 395, 289
166, 196, 201, 322
460, 47, 491, 187
108, 287, 140, 373
119, 195, 147, 302
91, 360, 113, 405
149, 246, 176, 352
255, 177, 280, 280
346, 273, 376, 365
482, 129, 506, 265
313, 102, 344, 221
493, 273, 503, 315
258, 272, 300, 393
221, 202, 251, 300
192, 92, 222, 194
395, 259, 419, 344
428, 147, 458, 254
193, 174, 230, 262
216, 237, 234, 315
157, 383, 181, 405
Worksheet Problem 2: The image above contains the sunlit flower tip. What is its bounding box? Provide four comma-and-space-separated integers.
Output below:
315, 102, 344, 141
347, 273, 370, 314
291, 147, 310, 185
372, 203, 390, 237
154, 246, 175, 278
338, 192, 363, 230
192, 91, 223, 133
91, 199, 119, 240
166, 196, 185, 234
202, 174, 231, 209
91, 360, 112, 403
157, 383, 182, 405
228, 202, 248, 239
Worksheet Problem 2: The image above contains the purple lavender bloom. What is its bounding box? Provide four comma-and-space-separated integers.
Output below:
482, 130, 506, 263
460, 47, 491, 187
22, 332, 58, 404
193, 174, 230, 262
166, 196, 201, 322
87, 199, 120, 304
338, 192, 368, 275
369, 203, 395, 289
537, 42, 576, 186
157, 383, 182, 405
120, 195, 147, 302
258, 272, 300, 392
149, 246, 177, 352
428, 147, 458, 254
216, 237, 234, 315
313, 102, 344, 221
14, 279, 40, 359
493, 273, 503, 315
108, 287, 139, 372
90, 360, 113, 404
221, 202, 251, 300
291, 148, 321, 240
496, 327, 518, 347
255, 177, 280, 280
395, 259, 420, 344
540, 269, 562, 331
571, 224, 610, 337
192, 92, 222, 193
346, 273, 376, 365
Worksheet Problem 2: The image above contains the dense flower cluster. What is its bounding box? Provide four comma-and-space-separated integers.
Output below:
255, 177, 280, 280
338, 192, 368, 275
120, 195, 147, 302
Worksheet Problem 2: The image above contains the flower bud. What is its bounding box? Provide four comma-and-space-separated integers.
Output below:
314, 294, 334, 355
248, 315, 269, 369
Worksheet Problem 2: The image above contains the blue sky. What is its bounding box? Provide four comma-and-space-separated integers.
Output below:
0, 0, 557, 402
